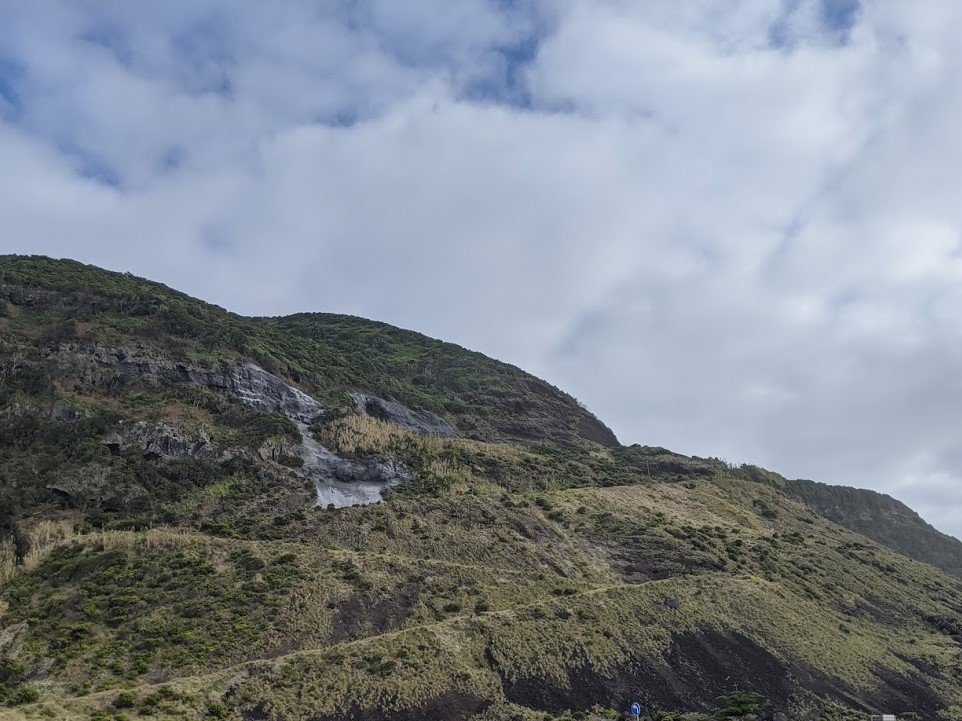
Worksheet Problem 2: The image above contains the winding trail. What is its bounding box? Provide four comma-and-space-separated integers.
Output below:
6, 571, 719, 718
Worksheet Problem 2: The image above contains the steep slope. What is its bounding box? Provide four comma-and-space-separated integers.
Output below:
734, 465, 962, 579
1, 256, 961, 721
0, 255, 617, 449
268, 313, 619, 448
782, 479, 962, 578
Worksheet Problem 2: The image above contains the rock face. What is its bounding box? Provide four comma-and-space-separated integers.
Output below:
65, 345, 326, 424
62, 344, 407, 507
104, 422, 217, 462
49, 403, 85, 422
352, 392, 456, 437
299, 423, 411, 507
221, 363, 325, 424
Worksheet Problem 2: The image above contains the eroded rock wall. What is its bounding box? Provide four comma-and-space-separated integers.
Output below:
58, 345, 406, 508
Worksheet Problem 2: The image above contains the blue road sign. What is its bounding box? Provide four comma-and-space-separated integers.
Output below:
630, 701, 641, 718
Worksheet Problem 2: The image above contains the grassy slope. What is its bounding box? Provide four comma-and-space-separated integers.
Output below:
733, 465, 962, 579
1, 256, 962, 719
783, 478, 962, 579
4, 477, 962, 720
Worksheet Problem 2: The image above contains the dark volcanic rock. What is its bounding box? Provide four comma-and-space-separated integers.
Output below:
328, 585, 420, 643
577, 414, 620, 447
499, 631, 798, 716
104, 421, 216, 462
308, 692, 490, 721
351, 392, 456, 437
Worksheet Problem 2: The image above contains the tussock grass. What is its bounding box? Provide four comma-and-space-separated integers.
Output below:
10, 571, 955, 720
21, 519, 79, 571
0, 542, 14, 586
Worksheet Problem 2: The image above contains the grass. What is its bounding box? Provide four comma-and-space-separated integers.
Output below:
4, 567, 954, 719
2, 535, 326, 694
2, 255, 962, 719
3, 476, 962, 718
0, 255, 614, 449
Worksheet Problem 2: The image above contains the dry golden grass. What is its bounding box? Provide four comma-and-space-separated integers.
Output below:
556, 481, 765, 535
93, 526, 200, 552
0, 540, 14, 585
320, 415, 534, 466
318, 415, 554, 497
21, 519, 76, 571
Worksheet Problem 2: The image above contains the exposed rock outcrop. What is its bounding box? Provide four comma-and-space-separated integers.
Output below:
221, 363, 325, 424
299, 423, 411, 507
351, 392, 456, 437
59, 344, 408, 507
103, 421, 217, 462
49, 403, 86, 422
62, 345, 325, 424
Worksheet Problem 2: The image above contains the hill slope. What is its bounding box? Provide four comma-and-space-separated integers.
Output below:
732, 464, 962, 579
1, 256, 961, 721
783, 478, 962, 578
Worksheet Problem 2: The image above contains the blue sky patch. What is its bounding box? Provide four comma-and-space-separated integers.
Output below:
168, 17, 236, 97
65, 144, 122, 188
821, 0, 860, 35
0, 58, 23, 119
769, 0, 861, 48
83, 25, 134, 68
461, 32, 540, 108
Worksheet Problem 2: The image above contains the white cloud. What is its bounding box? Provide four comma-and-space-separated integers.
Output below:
2, 0, 962, 537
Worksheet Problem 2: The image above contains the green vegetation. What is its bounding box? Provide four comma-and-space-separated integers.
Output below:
712, 691, 767, 719
2, 537, 323, 691
0, 256, 960, 720
0, 658, 39, 707
0, 255, 615, 448
781, 477, 962, 578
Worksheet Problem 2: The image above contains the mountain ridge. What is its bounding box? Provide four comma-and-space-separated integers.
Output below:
2, 255, 962, 720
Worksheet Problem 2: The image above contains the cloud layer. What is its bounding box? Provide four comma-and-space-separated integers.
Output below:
2, 1, 962, 536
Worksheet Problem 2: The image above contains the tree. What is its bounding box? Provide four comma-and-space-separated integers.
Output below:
817, 702, 863, 721
714, 691, 768, 719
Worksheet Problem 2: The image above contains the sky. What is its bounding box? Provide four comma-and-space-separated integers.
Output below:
2, 1, 962, 538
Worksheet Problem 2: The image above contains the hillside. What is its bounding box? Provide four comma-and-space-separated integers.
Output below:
782, 479, 962, 579
732, 465, 962, 579
1, 256, 962, 721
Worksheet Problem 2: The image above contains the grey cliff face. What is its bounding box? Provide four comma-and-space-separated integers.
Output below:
63, 345, 325, 424
49, 403, 86, 422
299, 422, 411, 508
60, 344, 408, 508
220, 363, 325, 425
351, 392, 456, 437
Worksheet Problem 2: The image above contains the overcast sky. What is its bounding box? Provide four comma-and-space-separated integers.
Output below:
2, 1, 962, 538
